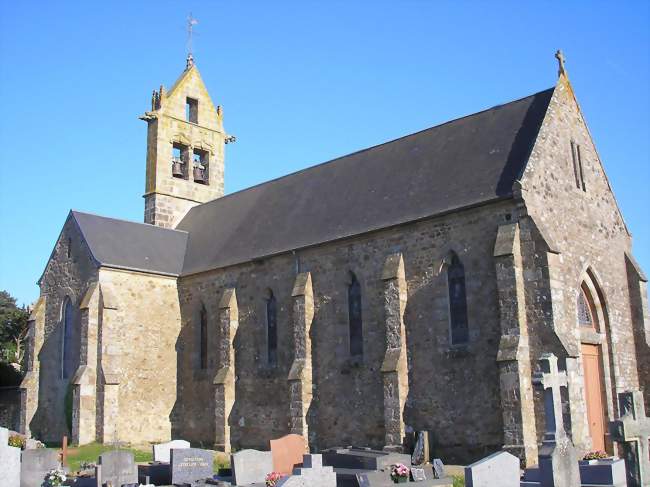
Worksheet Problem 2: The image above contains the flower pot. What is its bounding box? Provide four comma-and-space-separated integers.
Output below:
393, 477, 408, 484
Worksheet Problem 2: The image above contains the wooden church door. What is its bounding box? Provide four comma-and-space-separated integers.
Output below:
581, 343, 606, 452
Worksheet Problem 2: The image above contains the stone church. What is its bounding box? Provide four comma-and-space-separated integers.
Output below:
20, 52, 648, 465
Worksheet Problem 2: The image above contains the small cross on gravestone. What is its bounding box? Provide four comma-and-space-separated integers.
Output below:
61, 435, 68, 466
532, 352, 580, 487
609, 390, 650, 487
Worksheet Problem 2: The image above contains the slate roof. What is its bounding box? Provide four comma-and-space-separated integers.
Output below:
177, 87, 555, 275
71, 211, 188, 276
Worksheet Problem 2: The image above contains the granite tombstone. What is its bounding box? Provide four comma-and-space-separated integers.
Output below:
0, 427, 20, 487
464, 451, 519, 487
170, 448, 213, 485
152, 439, 190, 463
97, 450, 138, 487
231, 449, 274, 486
20, 448, 59, 487
270, 434, 307, 475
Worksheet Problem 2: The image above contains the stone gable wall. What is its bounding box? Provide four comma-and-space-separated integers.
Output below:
36, 216, 98, 442
97, 269, 182, 444
178, 199, 516, 462
519, 77, 641, 450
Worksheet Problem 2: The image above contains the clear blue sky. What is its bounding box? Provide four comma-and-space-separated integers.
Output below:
1, 1, 648, 306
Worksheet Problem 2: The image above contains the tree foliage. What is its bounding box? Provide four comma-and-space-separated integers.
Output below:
0, 290, 29, 363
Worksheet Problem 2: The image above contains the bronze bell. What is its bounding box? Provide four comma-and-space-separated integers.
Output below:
193, 166, 206, 183
172, 160, 184, 178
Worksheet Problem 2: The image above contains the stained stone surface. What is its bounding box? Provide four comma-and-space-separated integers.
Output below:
152, 439, 191, 463
464, 451, 520, 487
231, 449, 274, 486
20, 448, 59, 487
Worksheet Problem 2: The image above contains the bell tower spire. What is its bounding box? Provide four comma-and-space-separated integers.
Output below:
139, 27, 234, 228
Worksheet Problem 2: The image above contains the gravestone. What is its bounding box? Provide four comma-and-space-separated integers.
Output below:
532, 353, 579, 487
0, 427, 20, 487
152, 438, 191, 463
464, 450, 519, 487
355, 473, 371, 487
97, 450, 138, 487
170, 447, 213, 485
276, 454, 336, 487
433, 458, 445, 479
579, 458, 627, 486
411, 466, 427, 481
270, 434, 307, 475
231, 448, 274, 485
609, 390, 649, 487
20, 448, 59, 487
411, 431, 429, 466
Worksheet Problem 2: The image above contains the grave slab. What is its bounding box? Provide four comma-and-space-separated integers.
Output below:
20, 448, 59, 487
152, 438, 191, 463
270, 434, 307, 475
231, 449, 274, 486
276, 454, 336, 487
579, 458, 627, 486
1, 427, 20, 487
96, 450, 138, 487
464, 450, 519, 487
171, 447, 213, 485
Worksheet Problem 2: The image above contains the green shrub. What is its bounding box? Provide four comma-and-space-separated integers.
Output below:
452, 474, 465, 487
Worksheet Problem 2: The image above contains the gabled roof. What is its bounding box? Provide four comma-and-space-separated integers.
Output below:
177, 87, 555, 275
71, 211, 188, 276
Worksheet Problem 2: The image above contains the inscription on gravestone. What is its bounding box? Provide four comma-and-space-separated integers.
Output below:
171, 448, 213, 485
410, 466, 427, 482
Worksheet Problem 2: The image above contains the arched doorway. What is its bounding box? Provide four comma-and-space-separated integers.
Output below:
577, 281, 608, 452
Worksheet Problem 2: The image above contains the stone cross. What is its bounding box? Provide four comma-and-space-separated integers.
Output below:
186, 13, 198, 68
609, 390, 650, 487
533, 353, 568, 442
555, 49, 567, 77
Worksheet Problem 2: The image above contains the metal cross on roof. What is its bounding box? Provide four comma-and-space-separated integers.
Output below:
533, 353, 568, 443
609, 391, 650, 487
186, 13, 199, 69
555, 49, 567, 77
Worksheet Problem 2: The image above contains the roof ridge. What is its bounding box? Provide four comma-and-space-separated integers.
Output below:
71, 210, 189, 234
187, 86, 555, 214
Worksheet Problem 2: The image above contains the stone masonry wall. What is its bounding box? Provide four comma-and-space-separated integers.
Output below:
177, 199, 517, 463
35, 216, 98, 442
519, 76, 640, 451
97, 268, 182, 444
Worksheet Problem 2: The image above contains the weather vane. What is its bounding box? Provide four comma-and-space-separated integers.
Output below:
186, 13, 198, 69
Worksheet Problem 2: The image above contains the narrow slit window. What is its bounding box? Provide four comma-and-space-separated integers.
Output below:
447, 253, 469, 346
67, 237, 72, 258
266, 291, 278, 366
570, 141, 581, 189
199, 305, 208, 370
62, 297, 75, 379
577, 145, 586, 191
348, 272, 363, 357
186, 97, 198, 123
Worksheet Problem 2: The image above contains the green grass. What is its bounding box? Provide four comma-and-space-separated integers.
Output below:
54, 442, 152, 472
452, 474, 465, 487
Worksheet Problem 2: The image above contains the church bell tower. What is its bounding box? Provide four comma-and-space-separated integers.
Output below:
140, 55, 233, 228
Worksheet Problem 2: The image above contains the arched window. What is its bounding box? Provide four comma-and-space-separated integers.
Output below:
199, 305, 208, 370
62, 297, 75, 379
577, 284, 599, 331
348, 272, 363, 357
266, 291, 278, 366
447, 253, 469, 345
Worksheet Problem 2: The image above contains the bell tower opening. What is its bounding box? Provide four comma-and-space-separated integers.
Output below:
140, 56, 234, 228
